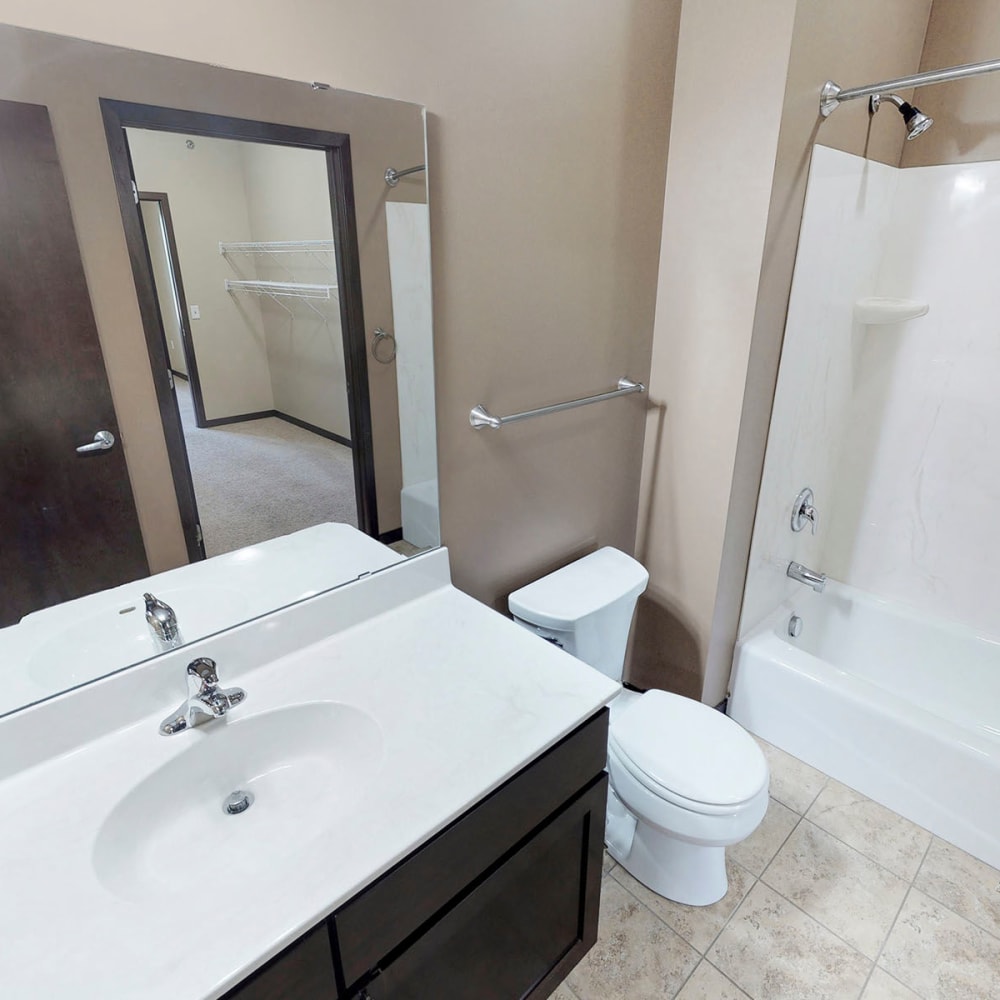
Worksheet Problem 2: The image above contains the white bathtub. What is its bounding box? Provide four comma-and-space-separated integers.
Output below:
729, 581, 1000, 868
400, 478, 440, 549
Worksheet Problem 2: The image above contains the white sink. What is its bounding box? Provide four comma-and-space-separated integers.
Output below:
92, 703, 383, 902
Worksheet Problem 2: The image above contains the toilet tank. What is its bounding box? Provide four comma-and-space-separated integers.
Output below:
507, 547, 649, 682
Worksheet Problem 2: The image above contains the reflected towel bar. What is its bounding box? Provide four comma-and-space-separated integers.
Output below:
385, 163, 426, 187
470, 377, 646, 430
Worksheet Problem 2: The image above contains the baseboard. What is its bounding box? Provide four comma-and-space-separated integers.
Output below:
201, 409, 276, 428
198, 409, 352, 448
274, 411, 352, 448
378, 527, 403, 544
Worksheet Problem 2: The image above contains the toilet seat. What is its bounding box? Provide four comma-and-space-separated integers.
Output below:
608, 690, 768, 814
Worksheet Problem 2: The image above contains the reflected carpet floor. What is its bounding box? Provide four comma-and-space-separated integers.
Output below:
175, 381, 358, 557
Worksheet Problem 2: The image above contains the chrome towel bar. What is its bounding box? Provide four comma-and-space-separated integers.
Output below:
470, 377, 645, 430
385, 163, 426, 187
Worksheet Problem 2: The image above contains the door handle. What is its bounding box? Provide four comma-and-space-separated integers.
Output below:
76, 430, 116, 453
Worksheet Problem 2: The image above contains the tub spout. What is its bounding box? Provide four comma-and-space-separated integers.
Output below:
787, 561, 827, 593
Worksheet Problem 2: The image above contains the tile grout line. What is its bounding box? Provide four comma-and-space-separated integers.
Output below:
709, 958, 756, 1000
800, 802, 933, 883
606, 866, 699, 952
857, 835, 935, 1000
909, 838, 1000, 947
694, 805, 808, 969
778, 813, 926, 886
610, 856, 760, 961
667, 955, 702, 1000
859, 884, 919, 999
699, 870, 759, 958
756, 877, 876, 971
603, 865, 707, 978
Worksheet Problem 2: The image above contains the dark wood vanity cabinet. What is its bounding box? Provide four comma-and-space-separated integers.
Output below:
223, 710, 608, 1000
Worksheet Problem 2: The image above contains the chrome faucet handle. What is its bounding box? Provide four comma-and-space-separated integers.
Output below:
801, 503, 817, 534
791, 487, 818, 534
187, 656, 219, 692
186, 657, 246, 714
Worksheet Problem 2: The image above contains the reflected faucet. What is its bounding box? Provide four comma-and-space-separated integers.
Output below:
159, 657, 246, 736
787, 561, 827, 593
145, 592, 182, 652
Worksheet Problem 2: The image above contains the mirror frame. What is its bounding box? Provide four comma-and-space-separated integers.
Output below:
101, 99, 380, 548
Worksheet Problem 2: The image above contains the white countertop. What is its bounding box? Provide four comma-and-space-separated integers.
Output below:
0, 549, 618, 999
0, 522, 404, 719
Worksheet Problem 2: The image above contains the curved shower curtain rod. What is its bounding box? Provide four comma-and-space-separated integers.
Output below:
820, 56, 1000, 117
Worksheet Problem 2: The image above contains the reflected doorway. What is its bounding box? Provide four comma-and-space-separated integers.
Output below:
102, 101, 378, 562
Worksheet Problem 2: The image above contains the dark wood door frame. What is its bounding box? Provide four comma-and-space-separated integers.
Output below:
100, 99, 380, 550
138, 191, 208, 428
133, 189, 204, 563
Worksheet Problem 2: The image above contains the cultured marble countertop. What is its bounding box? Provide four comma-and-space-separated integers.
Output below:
0, 522, 404, 719
0, 548, 619, 999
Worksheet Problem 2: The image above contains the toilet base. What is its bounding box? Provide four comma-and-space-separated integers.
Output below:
609, 820, 729, 906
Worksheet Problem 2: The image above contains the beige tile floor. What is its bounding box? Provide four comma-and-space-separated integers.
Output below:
551, 738, 1000, 1000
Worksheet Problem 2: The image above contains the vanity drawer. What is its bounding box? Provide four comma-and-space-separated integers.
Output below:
332, 709, 608, 992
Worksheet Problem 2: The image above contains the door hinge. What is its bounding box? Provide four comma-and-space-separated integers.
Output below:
131, 180, 139, 205
195, 523, 203, 544
167, 370, 175, 389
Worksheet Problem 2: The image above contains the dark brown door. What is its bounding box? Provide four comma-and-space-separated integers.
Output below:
0, 99, 147, 626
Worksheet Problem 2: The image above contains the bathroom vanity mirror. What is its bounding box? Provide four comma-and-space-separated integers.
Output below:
0, 23, 438, 717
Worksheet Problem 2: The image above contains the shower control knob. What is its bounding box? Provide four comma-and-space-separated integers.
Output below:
791, 487, 817, 534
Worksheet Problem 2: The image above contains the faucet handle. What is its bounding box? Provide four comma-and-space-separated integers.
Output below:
187, 656, 220, 694
791, 487, 818, 535
186, 657, 246, 713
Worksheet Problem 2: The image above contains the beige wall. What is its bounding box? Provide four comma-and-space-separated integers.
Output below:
0, 1, 682, 607
631, 0, 799, 699
129, 128, 275, 421
704, 0, 933, 705
240, 143, 351, 440
632, 0, 934, 704
902, 0, 1000, 167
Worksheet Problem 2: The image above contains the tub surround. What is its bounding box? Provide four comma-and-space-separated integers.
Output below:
742, 144, 1000, 641
0, 548, 618, 998
730, 580, 1000, 870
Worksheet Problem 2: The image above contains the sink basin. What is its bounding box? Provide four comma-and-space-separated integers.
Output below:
92, 703, 383, 902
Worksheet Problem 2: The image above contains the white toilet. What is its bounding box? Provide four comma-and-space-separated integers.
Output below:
509, 547, 769, 906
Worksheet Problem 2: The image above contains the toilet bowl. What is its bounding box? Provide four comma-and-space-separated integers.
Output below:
509, 548, 769, 906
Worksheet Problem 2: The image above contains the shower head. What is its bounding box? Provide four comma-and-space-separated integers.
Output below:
869, 93, 934, 140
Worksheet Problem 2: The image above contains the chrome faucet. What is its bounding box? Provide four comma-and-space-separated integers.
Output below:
144, 592, 182, 651
159, 657, 246, 735
787, 561, 827, 593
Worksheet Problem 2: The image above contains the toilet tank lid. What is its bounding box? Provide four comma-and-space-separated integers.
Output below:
610, 691, 769, 807
508, 547, 649, 630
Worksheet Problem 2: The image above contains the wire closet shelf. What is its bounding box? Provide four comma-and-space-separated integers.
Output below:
218, 240, 336, 255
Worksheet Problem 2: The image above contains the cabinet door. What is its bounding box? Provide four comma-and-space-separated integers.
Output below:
360, 775, 606, 1000
223, 924, 338, 1000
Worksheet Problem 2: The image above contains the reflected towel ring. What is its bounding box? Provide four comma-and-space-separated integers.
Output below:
371, 327, 396, 364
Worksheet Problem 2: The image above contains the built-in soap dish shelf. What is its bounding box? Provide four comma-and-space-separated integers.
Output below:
853, 297, 929, 325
